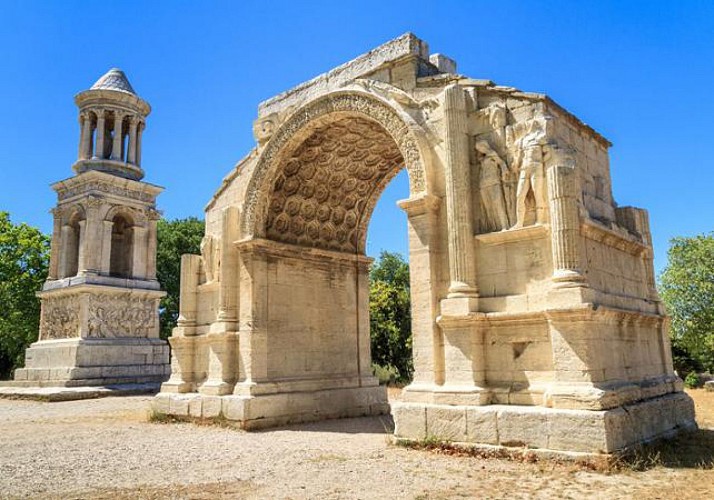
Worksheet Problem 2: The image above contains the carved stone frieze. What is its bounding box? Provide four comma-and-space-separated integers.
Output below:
57, 181, 154, 203
39, 294, 80, 340
87, 292, 157, 338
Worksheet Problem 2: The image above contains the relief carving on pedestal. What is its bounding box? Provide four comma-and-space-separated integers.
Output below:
40, 295, 80, 340
87, 293, 156, 338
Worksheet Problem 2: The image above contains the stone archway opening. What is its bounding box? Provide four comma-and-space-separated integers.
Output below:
265, 115, 405, 254
253, 113, 409, 394
109, 213, 134, 278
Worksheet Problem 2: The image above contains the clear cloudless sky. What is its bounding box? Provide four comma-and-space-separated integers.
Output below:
1, 1, 712, 273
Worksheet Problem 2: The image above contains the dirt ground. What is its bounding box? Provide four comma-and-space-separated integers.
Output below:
0, 389, 712, 500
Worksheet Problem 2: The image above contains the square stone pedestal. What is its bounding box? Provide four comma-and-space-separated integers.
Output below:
153, 385, 389, 429
393, 391, 697, 455
8, 337, 170, 387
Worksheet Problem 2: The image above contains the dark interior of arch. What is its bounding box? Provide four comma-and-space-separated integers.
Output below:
110, 214, 133, 278
265, 116, 404, 254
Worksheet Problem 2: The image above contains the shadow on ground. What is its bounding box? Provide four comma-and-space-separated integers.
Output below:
269, 414, 395, 435
624, 428, 714, 470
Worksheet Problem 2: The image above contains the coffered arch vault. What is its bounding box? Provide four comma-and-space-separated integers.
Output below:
240, 90, 433, 246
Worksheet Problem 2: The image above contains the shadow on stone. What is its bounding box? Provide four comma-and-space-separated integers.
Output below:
622, 428, 714, 470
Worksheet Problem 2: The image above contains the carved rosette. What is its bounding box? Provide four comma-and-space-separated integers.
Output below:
265, 116, 403, 252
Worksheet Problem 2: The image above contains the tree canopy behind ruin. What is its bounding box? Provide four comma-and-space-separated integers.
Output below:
0, 212, 49, 379
660, 233, 714, 374
156, 217, 205, 339
369, 251, 412, 383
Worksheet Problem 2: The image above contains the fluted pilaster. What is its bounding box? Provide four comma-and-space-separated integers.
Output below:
546, 149, 585, 285
442, 84, 477, 298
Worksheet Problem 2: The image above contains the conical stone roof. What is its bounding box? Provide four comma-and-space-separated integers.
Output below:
90, 68, 136, 95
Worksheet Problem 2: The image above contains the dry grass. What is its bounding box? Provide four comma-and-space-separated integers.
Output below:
689, 386, 714, 428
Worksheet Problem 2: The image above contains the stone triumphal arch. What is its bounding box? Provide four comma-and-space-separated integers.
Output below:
154, 34, 696, 454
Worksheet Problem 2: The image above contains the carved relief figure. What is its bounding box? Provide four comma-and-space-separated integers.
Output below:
508, 117, 549, 227
514, 145, 546, 227
476, 140, 512, 232
200, 235, 220, 283
39, 295, 80, 340
87, 293, 155, 337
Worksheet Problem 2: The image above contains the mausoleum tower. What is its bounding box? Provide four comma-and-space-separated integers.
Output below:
12, 68, 170, 387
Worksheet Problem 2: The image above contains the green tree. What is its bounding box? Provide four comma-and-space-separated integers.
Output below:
0, 212, 49, 379
156, 217, 204, 339
369, 251, 412, 383
659, 233, 714, 373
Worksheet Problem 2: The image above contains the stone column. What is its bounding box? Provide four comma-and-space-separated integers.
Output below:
78, 113, 92, 160
82, 199, 103, 275
94, 110, 106, 159
233, 241, 269, 394
169, 254, 201, 392
127, 116, 138, 164
100, 220, 113, 275
214, 207, 239, 329
146, 217, 159, 280
545, 147, 585, 286
111, 112, 123, 161
202, 208, 240, 395
176, 254, 201, 330
136, 121, 144, 167
58, 224, 72, 278
441, 84, 478, 313
356, 257, 374, 381
132, 226, 148, 279
76, 220, 87, 276
48, 209, 62, 280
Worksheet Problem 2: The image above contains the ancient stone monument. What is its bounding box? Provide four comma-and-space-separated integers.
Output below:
11, 69, 170, 387
154, 34, 695, 454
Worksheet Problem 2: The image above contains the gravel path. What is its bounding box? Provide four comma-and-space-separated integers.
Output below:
0, 396, 711, 499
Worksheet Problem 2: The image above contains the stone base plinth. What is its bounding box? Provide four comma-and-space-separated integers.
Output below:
152, 385, 389, 429
9, 338, 170, 387
393, 392, 696, 455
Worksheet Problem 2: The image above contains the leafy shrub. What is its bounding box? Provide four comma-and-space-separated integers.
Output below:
684, 371, 702, 389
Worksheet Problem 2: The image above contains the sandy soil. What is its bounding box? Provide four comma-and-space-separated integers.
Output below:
0, 390, 712, 500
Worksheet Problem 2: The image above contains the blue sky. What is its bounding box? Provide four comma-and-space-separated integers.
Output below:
0, 1, 712, 273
